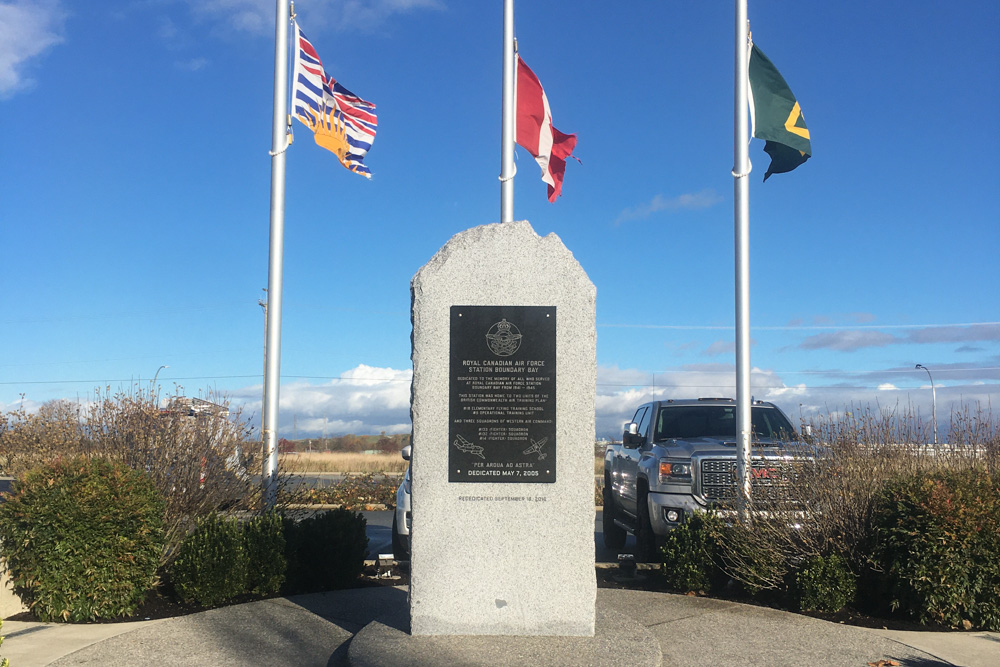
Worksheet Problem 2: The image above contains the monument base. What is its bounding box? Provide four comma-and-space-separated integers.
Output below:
349, 602, 662, 667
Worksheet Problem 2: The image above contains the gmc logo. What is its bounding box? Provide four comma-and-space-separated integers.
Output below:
752, 466, 780, 480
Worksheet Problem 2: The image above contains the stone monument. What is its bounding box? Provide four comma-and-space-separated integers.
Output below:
409, 220, 596, 636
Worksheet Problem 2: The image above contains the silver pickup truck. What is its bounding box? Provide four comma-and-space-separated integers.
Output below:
603, 397, 802, 561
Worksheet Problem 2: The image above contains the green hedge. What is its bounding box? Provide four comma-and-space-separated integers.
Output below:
283, 509, 368, 593
169, 514, 250, 607
0, 456, 164, 622
661, 514, 858, 613
873, 468, 1000, 630
169, 511, 287, 607
660, 513, 726, 593
244, 512, 286, 597
793, 553, 856, 613
169, 508, 366, 605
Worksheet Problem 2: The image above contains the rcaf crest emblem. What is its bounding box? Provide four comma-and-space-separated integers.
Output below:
486, 318, 522, 356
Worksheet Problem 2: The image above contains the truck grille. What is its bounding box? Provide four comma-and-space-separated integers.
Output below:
699, 458, 799, 502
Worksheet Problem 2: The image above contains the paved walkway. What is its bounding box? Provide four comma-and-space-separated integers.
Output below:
4, 586, 1000, 666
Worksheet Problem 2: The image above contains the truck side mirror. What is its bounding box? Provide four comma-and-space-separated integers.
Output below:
401, 444, 412, 461
621, 423, 641, 449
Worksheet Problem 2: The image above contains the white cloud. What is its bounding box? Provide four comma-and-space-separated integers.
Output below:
0, 0, 66, 97
230, 364, 412, 435
336, 0, 444, 31
231, 8, 267, 33
614, 189, 723, 225
188, 0, 443, 36
799, 330, 899, 352
6, 361, 996, 444
158, 16, 178, 41
762, 383, 809, 399
185, 0, 276, 35
177, 57, 208, 71
228, 362, 754, 439
702, 340, 735, 357
907, 323, 1000, 345
0, 396, 41, 414
795, 324, 1000, 353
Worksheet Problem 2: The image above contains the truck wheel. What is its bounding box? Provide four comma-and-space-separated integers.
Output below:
635, 492, 658, 563
602, 484, 627, 550
392, 513, 409, 560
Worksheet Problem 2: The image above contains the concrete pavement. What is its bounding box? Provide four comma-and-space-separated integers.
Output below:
5, 585, 1000, 667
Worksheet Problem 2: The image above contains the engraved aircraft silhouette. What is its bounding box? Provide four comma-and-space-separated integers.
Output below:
454, 434, 485, 459
522, 437, 548, 460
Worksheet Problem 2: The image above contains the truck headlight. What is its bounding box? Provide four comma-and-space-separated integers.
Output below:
659, 459, 692, 483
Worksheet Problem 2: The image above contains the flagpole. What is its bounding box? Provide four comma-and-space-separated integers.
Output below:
500, 0, 515, 223
733, 0, 752, 519
263, 0, 291, 509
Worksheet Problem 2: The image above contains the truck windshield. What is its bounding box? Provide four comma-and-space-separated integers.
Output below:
654, 405, 796, 441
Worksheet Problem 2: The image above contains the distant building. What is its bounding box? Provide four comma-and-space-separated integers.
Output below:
162, 397, 230, 419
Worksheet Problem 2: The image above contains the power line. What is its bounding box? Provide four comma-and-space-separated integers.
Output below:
649, 367, 1000, 375
0, 374, 411, 387
5, 371, 998, 391
0, 347, 262, 369
0, 375, 261, 386
595, 382, 999, 391
600, 321, 1000, 331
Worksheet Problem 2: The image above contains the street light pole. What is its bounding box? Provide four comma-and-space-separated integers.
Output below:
152, 365, 169, 404
915, 364, 938, 445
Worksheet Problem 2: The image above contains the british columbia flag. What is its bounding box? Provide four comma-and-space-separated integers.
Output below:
292, 22, 377, 178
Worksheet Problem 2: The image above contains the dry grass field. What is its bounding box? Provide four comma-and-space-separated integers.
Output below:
280, 451, 606, 475
279, 451, 408, 474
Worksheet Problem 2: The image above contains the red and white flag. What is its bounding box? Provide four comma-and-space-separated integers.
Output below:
516, 56, 577, 202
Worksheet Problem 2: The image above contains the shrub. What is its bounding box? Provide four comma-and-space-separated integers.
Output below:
287, 473, 397, 509
81, 388, 263, 566
0, 400, 82, 474
709, 517, 790, 596
793, 553, 856, 613
0, 386, 295, 567
243, 511, 286, 597
660, 513, 725, 593
704, 402, 999, 604
169, 513, 249, 607
283, 509, 368, 593
872, 468, 1000, 630
169, 508, 369, 606
0, 456, 164, 622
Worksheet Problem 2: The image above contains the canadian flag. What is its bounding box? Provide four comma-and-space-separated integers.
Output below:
515, 55, 578, 202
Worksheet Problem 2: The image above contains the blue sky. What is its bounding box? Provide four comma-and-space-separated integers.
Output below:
3, 0, 998, 440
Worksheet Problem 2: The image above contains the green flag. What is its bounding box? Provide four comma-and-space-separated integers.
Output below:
748, 43, 811, 181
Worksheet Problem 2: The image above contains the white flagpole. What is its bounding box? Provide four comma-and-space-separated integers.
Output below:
263, 0, 291, 509
734, 0, 752, 518
500, 0, 515, 223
